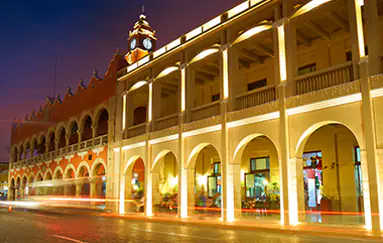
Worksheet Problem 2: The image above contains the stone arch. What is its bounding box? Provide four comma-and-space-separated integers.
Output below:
66, 116, 79, 131
95, 108, 109, 137
35, 172, 44, 181
64, 164, 76, 179
76, 161, 91, 178
67, 118, 79, 145
93, 103, 109, 124
53, 166, 64, 179
18, 143, 24, 161
80, 114, 93, 141
186, 143, 221, 169
30, 136, 38, 157
124, 155, 143, 174
16, 176, 21, 188
152, 149, 178, 172
233, 133, 280, 163
12, 146, 18, 162
44, 169, 53, 180
79, 110, 93, 131
46, 129, 56, 152
21, 175, 28, 187
91, 158, 107, 177
28, 173, 35, 183
56, 123, 67, 149
295, 121, 364, 157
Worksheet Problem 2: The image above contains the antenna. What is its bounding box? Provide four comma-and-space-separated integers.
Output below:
142, 5, 145, 14
53, 56, 59, 98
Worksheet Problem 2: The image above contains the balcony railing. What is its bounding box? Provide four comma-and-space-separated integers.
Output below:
295, 62, 353, 95
235, 85, 276, 110
11, 134, 109, 168
191, 101, 221, 121
127, 123, 146, 138
156, 113, 178, 131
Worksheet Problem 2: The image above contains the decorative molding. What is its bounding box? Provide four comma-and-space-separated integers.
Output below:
228, 101, 279, 122
287, 80, 360, 108
65, 154, 75, 161
77, 151, 88, 159
370, 74, 383, 90
150, 126, 178, 140
92, 146, 105, 156
183, 116, 221, 132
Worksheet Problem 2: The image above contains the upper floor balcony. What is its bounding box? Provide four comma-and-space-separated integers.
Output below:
116, 0, 383, 141
10, 103, 111, 168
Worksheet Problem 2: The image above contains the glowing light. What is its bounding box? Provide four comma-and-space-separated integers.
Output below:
222, 48, 229, 99
291, 0, 332, 19
227, 111, 279, 129
263, 180, 268, 186
358, 0, 364, 6
127, 62, 138, 72
287, 93, 362, 116
250, 0, 265, 6
189, 47, 220, 65
165, 38, 181, 51
149, 134, 179, 145
122, 142, 145, 151
353, 0, 365, 58
155, 66, 179, 80
133, 184, 139, 190
102, 176, 106, 181
113, 148, 120, 153
196, 173, 208, 187
137, 56, 150, 67
186, 27, 203, 41
202, 16, 221, 31
146, 176, 153, 217
129, 81, 147, 92
232, 23, 272, 45
181, 67, 186, 112
288, 158, 298, 225
122, 94, 126, 130
153, 46, 166, 59
148, 82, 153, 122
183, 125, 222, 138
180, 169, 188, 218
277, 24, 287, 82
227, 1, 249, 19
119, 175, 125, 214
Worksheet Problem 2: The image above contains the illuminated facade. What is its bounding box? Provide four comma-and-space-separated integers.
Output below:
8, 0, 383, 235
112, 0, 383, 234
8, 51, 126, 207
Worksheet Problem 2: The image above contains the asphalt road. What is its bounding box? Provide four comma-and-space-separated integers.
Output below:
0, 208, 380, 243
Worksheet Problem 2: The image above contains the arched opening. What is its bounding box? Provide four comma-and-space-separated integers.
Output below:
12, 147, 18, 162
28, 176, 35, 196
97, 109, 109, 136
152, 152, 178, 216
69, 121, 79, 145
58, 127, 66, 149
93, 163, 107, 202
19, 146, 24, 161
48, 132, 55, 152
10, 178, 15, 201
15, 177, 21, 200
44, 172, 53, 196
54, 169, 64, 196
64, 168, 76, 197
296, 123, 364, 226
237, 136, 280, 221
82, 116, 93, 141
78, 166, 90, 197
24, 142, 30, 159
188, 145, 222, 218
21, 176, 28, 198
124, 157, 145, 213
133, 107, 147, 126
37, 136, 46, 155
31, 139, 38, 157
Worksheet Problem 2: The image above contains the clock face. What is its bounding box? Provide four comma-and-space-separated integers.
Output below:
143, 38, 153, 50
130, 38, 137, 50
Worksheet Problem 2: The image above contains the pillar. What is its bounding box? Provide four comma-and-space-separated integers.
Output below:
359, 57, 382, 233
90, 178, 98, 198
145, 74, 153, 217
152, 79, 162, 131
77, 129, 82, 150
348, 0, 362, 80
186, 58, 195, 122
92, 125, 98, 146
75, 180, 83, 197
364, 0, 382, 75
232, 163, 241, 219
186, 168, 195, 216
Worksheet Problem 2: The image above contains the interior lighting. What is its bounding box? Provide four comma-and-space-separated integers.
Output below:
222, 49, 229, 99
189, 47, 220, 65
202, 16, 221, 31
186, 27, 203, 41
129, 81, 147, 93
155, 66, 179, 80
232, 22, 272, 45
277, 24, 287, 82
227, 1, 249, 19
197, 173, 208, 187
291, 0, 332, 19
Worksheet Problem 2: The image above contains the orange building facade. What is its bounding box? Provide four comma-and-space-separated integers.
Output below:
7, 50, 126, 205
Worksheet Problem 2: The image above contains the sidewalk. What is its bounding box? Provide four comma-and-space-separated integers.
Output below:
9, 205, 383, 241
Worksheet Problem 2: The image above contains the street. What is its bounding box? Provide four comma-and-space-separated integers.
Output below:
0, 208, 380, 243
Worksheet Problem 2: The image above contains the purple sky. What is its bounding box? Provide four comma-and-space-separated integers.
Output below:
0, 0, 243, 161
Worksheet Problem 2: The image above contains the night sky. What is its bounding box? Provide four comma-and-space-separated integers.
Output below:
0, 0, 243, 161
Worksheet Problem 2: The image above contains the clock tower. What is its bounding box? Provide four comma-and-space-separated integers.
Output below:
125, 14, 157, 65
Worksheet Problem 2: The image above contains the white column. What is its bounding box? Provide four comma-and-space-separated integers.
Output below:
145, 78, 153, 217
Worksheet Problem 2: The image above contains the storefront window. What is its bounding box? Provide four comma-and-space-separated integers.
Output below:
303, 151, 323, 209
207, 162, 221, 198
245, 157, 270, 200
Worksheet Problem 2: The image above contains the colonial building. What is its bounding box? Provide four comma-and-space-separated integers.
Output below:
8, 0, 383, 235
8, 51, 125, 204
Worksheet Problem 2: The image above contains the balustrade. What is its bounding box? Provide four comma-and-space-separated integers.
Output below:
295, 62, 353, 95
156, 113, 178, 131
127, 123, 146, 138
235, 85, 276, 110
191, 101, 220, 121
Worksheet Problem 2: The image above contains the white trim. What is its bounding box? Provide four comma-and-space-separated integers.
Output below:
183, 125, 222, 138
227, 111, 279, 128
122, 141, 145, 151
149, 134, 179, 145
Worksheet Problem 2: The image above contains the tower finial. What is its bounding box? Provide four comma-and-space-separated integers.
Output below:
142, 5, 144, 14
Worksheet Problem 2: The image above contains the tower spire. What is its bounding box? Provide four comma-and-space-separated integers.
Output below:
142, 5, 144, 14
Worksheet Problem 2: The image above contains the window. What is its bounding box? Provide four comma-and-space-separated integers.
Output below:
354, 147, 363, 200
211, 93, 220, 102
208, 162, 221, 198
302, 151, 322, 208
298, 63, 316, 76
245, 157, 270, 199
247, 78, 267, 91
